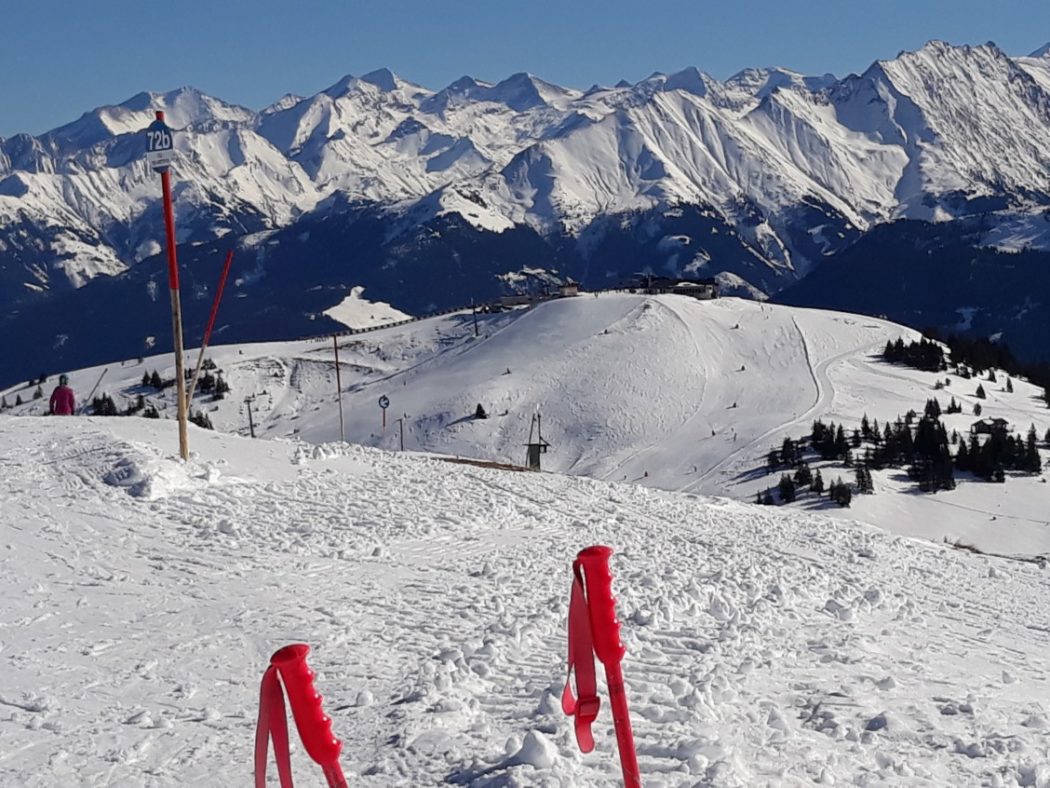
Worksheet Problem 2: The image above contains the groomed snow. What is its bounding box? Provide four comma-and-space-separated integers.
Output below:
1, 416, 1048, 786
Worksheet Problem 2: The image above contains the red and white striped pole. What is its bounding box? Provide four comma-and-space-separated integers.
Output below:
147, 110, 189, 460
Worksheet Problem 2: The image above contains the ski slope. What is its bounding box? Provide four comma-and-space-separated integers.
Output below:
5, 294, 1049, 556
0, 416, 1048, 786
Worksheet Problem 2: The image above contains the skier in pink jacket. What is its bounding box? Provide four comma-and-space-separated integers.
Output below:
49, 374, 75, 415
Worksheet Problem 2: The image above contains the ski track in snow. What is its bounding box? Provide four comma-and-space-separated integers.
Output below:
1, 417, 1049, 786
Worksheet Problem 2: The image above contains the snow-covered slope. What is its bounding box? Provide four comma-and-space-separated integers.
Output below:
5, 39, 1050, 305
8, 295, 1048, 557
1, 415, 1048, 786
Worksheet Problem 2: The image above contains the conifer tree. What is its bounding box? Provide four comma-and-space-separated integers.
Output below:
811, 470, 825, 496
974, 402, 983, 417
33, 386, 43, 400
976, 384, 986, 399
15, 394, 23, 406
1006, 377, 1013, 393
793, 462, 812, 487
142, 371, 151, 387
778, 474, 797, 504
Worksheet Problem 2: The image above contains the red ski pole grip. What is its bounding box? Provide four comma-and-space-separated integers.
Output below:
270, 644, 343, 767
576, 546, 626, 666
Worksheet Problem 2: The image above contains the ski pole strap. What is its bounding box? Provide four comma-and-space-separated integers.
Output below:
562, 560, 601, 752
255, 665, 295, 788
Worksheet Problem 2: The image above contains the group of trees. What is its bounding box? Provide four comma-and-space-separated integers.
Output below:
190, 410, 214, 430
142, 359, 229, 402
140, 361, 228, 403
90, 393, 160, 419
758, 466, 851, 507
955, 425, 1042, 480
883, 338, 947, 372
918, 328, 1050, 407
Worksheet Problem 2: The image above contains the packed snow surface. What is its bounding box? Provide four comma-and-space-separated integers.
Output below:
1, 416, 1048, 786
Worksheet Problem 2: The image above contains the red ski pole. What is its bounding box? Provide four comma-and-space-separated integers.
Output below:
563, 546, 641, 787
255, 643, 347, 788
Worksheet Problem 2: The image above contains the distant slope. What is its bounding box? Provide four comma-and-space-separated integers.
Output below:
776, 219, 1050, 363
7, 295, 1048, 555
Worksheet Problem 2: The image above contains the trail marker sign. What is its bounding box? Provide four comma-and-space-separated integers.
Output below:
145, 119, 175, 172
378, 395, 390, 410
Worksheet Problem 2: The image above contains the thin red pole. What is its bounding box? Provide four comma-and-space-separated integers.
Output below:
187, 249, 235, 403
202, 249, 234, 348
605, 661, 640, 787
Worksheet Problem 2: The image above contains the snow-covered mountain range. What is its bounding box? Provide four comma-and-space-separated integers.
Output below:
5, 40, 1050, 383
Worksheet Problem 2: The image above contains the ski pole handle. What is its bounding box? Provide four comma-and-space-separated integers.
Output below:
576, 546, 626, 666
270, 644, 344, 770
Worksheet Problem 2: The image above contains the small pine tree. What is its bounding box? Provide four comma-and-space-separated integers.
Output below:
988, 370, 997, 383
778, 474, 797, 503
33, 386, 43, 400
142, 371, 152, 387
974, 402, 983, 417
0, 395, 7, 409
15, 394, 23, 406
1006, 377, 1014, 393
975, 384, 986, 400
811, 470, 825, 496
474, 403, 488, 419
830, 477, 853, 507
150, 371, 163, 389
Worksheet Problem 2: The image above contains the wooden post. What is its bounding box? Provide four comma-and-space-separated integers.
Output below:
333, 335, 345, 442
150, 109, 188, 460
245, 396, 256, 438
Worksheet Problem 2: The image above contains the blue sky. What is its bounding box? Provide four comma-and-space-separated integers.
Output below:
3, 0, 1049, 137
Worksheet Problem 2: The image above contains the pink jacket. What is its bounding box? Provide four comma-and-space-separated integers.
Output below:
49, 385, 75, 415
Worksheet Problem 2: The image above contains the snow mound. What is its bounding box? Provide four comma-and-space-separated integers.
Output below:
322, 286, 413, 330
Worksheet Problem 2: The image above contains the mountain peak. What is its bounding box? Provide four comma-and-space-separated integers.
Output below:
360, 68, 400, 92
663, 66, 709, 97
1030, 42, 1050, 58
